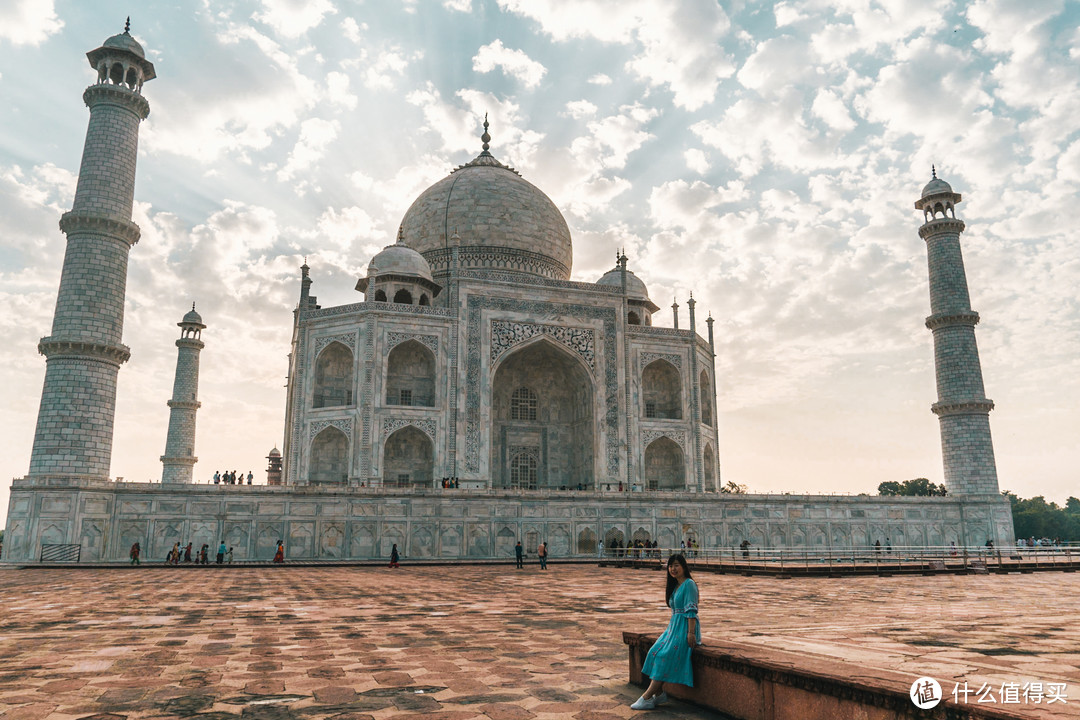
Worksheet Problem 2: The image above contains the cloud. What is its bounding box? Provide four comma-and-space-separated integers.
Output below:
253, 0, 336, 38
0, 0, 62, 46
443, 0, 473, 11
684, 149, 710, 174
588, 73, 613, 85
497, 0, 735, 109
277, 118, 339, 183
563, 100, 598, 119
473, 40, 547, 88
363, 48, 413, 90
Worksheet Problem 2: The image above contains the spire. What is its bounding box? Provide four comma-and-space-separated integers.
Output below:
124, 16, 131, 34
932, 164, 937, 180
191, 302, 196, 312
481, 113, 491, 154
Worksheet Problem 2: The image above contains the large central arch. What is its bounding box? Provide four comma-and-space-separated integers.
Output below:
491, 338, 594, 490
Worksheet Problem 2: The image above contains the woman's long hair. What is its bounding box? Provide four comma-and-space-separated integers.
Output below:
665, 553, 692, 607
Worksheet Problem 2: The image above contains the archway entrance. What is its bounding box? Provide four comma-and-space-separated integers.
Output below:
383, 426, 433, 488
491, 339, 594, 490
644, 436, 685, 490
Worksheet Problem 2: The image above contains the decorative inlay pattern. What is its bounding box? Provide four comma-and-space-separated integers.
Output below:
423, 246, 569, 281
386, 332, 438, 357
628, 326, 694, 338
314, 333, 356, 355
465, 297, 619, 476
304, 302, 454, 319
508, 445, 539, 460
643, 429, 685, 450
310, 418, 354, 441
382, 417, 436, 441
446, 268, 625, 295
360, 321, 375, 479
490, 321, 595, 368
641, 351, 681, 370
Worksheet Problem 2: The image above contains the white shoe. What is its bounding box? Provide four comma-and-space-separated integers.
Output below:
654, 692, 669, 705
631, 695, 657, 710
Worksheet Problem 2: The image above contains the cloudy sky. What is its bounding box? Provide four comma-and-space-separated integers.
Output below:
1, 0, 1078, 522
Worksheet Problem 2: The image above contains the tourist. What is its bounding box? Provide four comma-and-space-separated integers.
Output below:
515, 540, 524, 569
226, 547, 234, 564
630, 553, 701, 710
247, 471, 253, 485
885, 538, 892, 554
213, 470, 220, 484
874, 540, 881, 554
538, 541, 548, 570
388, 543, 399, 568
740, 539, 750, 559
183, 543, 193, 563
170, 542, 180, 565
598, 539, 604, 558
274, 540, 285, 564
217, 540, 226, 564
199, 544, 209, 565
129, 542, 140, 565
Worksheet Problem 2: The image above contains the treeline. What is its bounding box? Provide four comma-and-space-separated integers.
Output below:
1003, 492, 1080, 542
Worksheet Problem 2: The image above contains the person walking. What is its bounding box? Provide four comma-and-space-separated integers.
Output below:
199, 544, 209, 565
226, 547, 234, 564
389, 543, 399, 568
538, 541, 548, 570
129, 542, 140, 565
598, 540, 604, 558
630, 554, 701, 710
273, 540, 285, 563
514, 541, 524, 569
216, 540, 226, 565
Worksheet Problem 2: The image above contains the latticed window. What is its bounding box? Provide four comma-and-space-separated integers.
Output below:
645, 402, 657, 418
510, 453, 538, 490
510, 387, 537, 421
396, 473, 410, 487
399, 389, 412, 406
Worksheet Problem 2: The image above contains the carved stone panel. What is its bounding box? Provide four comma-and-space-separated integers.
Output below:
490, 321, 595, 368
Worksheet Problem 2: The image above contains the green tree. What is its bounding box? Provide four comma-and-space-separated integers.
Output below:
1002, 491, 1080, 542
878, 478, 947, 497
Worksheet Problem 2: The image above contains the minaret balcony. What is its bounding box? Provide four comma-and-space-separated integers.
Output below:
38, 337, 131, 365
931, 399, 995, 417
918, 217, 966, 239
59, 211, 141, 246
925, 311, 980, 330
82, 82, 150, 119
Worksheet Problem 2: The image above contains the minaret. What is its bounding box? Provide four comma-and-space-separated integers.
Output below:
28, 21, 155, 480
161, 305, 205, 483
915, 168, 999, 495
671, 299, 679, 329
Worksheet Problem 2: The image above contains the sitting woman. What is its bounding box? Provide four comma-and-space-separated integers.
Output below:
631, 553, 701, 710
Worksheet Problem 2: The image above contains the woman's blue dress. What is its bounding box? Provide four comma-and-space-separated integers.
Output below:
641, 578, 701, 687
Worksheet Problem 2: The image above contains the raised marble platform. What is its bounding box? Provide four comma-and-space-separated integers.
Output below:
3, 476, 1014, 563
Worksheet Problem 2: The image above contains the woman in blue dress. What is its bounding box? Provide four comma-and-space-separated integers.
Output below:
631, 553, 701, 710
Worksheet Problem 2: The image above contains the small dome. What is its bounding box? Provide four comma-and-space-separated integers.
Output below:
102, 32, 146, 59
921, 177, 953, 198
268, 447, 281, 457
182, 307, 203, 325
596, 266, 651, 301
368, 243, 433, 282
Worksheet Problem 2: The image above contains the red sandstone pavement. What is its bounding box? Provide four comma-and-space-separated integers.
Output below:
0, 564, 1077, 719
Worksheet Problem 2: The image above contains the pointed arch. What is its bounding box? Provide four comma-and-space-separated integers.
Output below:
393, 288, 413, 304
313, 341, 354, 408
310, 426, 349, 485
703, 443, 716, 489
374, 289, 387, 302
644, 436, 685, 490
386, 339, 436, 407
699, 369, 713, 426
628, 310, 641, 325
577, 527, 597, 554
642, 359, 682, 419
383, 425, 433, 488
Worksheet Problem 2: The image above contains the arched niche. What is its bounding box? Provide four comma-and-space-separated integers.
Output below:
700, 369, 713, 426
577, 527, 597, 554
491, 338, 594, 490
644, 436, 685, 490
642, 360, 682, 419
374, 289, 387, 302
393, 288, 413, 304
628, 311, 641, 325
310, 426, 349, 485
313, 342, 353, 409
383, 425, 433, 488
510, 451, 538, 490
703, 443, 717, 489
386, 340, 436, 406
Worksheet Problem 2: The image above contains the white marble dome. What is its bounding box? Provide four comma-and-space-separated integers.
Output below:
398, 151, 573, 280
921, 176, 953, 198
596, 266, 652, 301
368, 242, 433, 282
103, 32, 146, 58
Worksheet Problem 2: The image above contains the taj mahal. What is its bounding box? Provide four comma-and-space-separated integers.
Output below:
2, 26, 1014, 563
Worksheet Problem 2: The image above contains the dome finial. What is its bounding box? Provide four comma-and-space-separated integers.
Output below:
481, 113, 491, 153
931, 164, 937, 179
191, 302, 196, 311
124, 16, 131, 34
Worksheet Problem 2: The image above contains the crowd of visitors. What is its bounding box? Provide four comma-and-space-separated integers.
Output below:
213, 470, 253, 485
155, 541, 228, 565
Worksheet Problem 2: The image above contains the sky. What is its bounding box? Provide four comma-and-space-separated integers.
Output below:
1, 0, 1078, 524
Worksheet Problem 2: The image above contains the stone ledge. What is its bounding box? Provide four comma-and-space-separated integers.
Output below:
623, 632, 1030, 720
